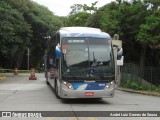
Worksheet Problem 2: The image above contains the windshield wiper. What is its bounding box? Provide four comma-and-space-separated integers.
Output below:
91, 52, 99, 67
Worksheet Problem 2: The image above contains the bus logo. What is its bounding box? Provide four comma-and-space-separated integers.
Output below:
84, 80, 96, 83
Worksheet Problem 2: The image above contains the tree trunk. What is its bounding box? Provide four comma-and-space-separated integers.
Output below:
140, 44, 146, 78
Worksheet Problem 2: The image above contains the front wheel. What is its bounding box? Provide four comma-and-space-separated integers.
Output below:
55, 81, 60, 99
46, 80, 50, 85
45, 72, 50, 85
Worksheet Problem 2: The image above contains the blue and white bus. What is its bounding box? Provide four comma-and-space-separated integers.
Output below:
45, 27, 121, 99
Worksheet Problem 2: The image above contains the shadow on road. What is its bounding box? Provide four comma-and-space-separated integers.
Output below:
61, 98, 110, 104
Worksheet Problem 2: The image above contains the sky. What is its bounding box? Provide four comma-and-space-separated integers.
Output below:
32, 0, 115, 16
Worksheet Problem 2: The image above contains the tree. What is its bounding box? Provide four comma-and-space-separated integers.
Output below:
137, 8, 160, 69
0, 0, 63, 69
83, 1, 98, 14
86, 0, 158, 66
66, 2, 98, 26
66, 12, 90, 26
69, 1, 98, 15
0, 1, 32, 68
25, 2, 62, 68
69, 4, 84, 15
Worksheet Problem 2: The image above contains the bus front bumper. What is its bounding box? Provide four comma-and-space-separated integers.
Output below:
60, 88, 115, 99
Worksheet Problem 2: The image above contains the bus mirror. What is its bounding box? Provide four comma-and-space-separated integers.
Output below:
55, 43, 61, 58
117, 48, 122, 60
117, 48, 123, 65
117, 56, 124, 66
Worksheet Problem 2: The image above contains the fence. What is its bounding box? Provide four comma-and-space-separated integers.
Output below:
121, 63, 160, 89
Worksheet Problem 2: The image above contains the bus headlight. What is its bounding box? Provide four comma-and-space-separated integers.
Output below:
106, 81, 114, 89
63, 81, 67, 85
67, 83, 74, 90
63, 81, 74, 90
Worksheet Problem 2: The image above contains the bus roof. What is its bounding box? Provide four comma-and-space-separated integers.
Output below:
59, 27, 111, 39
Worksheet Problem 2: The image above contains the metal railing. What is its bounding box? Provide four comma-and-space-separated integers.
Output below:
121, 63, 160, 89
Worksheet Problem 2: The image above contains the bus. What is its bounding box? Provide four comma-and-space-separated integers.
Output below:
45, 27, 122, 99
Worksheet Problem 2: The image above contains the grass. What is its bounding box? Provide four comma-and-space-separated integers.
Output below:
121, 80, 160, 93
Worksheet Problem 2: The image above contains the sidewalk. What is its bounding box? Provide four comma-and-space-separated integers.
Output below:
117, 87, 160, 97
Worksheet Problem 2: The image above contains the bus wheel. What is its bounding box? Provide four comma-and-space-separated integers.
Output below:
46, 80, 50, 85
45, 73, 50, 85
55, 81, 60, 99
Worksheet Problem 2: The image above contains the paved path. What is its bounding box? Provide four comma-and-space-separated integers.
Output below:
0, 73, 159, 120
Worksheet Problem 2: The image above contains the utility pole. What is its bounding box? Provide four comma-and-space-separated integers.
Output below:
27, 48, 30, 70
112, 34, 123, 87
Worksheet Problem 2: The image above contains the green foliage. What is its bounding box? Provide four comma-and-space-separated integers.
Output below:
66, 12, 90, 26
86, 2, 121, 35
0, 1, 32, 68
121, 80, 160, 92
87, 2, 143, 63
66, 2, 98, 27
1, 0, 159, 69
69, 4, 84, 15
86, 0, 160, 66
24, 2, 62, 67
69, 1, 98, 15
83, 1, 98, 14
137, 9, 160, 44
0, 0, 63, 69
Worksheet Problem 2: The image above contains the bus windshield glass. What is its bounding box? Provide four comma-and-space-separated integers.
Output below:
61, 37, 114, 80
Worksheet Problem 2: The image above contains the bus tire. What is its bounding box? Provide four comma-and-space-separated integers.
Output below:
55, 81, 60, 99
45, 73, 50, 85
46, 80, 50, 85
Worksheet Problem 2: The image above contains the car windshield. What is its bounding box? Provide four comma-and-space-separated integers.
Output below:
61, 37, 114, 80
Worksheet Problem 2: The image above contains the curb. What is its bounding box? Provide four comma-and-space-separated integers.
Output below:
117, 87, 160, 97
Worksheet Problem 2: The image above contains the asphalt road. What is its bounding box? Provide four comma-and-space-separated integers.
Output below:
0, 73, 159, 120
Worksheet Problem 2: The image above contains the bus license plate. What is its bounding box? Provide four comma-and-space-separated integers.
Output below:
85, 92, 94, 96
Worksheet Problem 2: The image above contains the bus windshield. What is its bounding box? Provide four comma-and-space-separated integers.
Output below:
61, 37, 114, 80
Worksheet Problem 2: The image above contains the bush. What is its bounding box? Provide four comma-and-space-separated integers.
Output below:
121, 80, 160, 93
